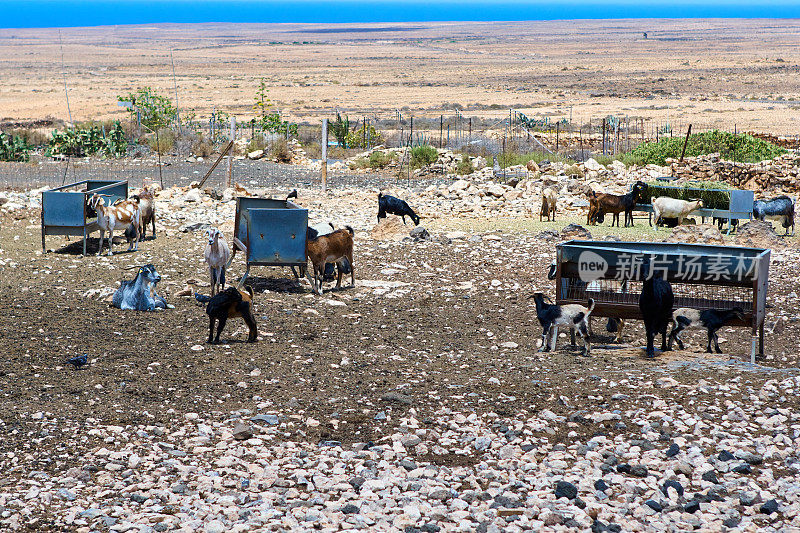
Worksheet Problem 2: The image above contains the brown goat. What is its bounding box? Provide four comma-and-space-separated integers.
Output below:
540, 187, 557, 222
306, 226, 355, 295
586, 188, 642, 227
136, 185, 157, 239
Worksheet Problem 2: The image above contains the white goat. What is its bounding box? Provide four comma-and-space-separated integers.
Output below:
87, 193, 141, 256
204, 227, 231, 296
652, 197, 703, 229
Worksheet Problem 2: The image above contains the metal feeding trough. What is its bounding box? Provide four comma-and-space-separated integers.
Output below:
41, 180, 129, 255
553, 240, 770, 363
635, 183, 754, 233
232, 197, 308, 285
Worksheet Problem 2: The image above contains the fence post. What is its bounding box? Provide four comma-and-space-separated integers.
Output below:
679, 124, 692, 162
556, 122, 559, 151
227, 116, 235, 187
602, 118, 607, 155
321, 118, 328, 192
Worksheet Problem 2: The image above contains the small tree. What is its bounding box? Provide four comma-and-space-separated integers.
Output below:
253, 78, 271, 117
117, 87, 178, 131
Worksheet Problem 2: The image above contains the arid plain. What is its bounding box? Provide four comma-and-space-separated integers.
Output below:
2, 19, 800, 132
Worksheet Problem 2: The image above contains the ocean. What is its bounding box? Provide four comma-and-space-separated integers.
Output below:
3, 0, 800, 29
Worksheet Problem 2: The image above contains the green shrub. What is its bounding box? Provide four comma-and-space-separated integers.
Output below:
192, 135, 213, 158
0, 132, 32, 161
627, 130, 786, 166
495, 150, 575, 169
352, 150, 396, 170
49, 121, 128, 157
246, 136, 267, 153
456, 155, 474, 175
411, 145, 438, 168
346, 123, 383, 149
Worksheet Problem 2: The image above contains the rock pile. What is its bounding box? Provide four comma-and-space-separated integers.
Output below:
668, 153, 800, 193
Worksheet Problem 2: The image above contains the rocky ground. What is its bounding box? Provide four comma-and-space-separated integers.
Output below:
0, 176, 799, 532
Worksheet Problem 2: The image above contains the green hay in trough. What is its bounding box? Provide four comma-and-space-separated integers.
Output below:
643, 181, 732, 210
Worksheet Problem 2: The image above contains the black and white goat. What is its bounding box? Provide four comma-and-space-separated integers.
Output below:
532, 293, 595, 355
547, 260, 625, 342
753, 195, 795, 236
668, 307, 745, 353
638, 274, 674, 358
112, 264, 171, 311
378, 192, 420, 225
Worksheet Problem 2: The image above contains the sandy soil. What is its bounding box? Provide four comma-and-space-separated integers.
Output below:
2, 20, 800, 132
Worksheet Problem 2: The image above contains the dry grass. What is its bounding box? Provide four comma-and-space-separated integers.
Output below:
1, 20, 800, 133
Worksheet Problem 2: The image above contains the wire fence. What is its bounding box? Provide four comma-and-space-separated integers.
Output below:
2, 106, 798, 190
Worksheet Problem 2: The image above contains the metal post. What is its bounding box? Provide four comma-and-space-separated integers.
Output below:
227, 116, 235, 187
679, 124, 693, 162
156, 128, 163, 189
602, 118, 606, 155
321, 118, 328, 192
556, 122, 559, 151
440, 115, 443, 148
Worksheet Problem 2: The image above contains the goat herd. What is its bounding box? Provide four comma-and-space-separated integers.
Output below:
91, 188, 421, 345
86, 181, 788, 355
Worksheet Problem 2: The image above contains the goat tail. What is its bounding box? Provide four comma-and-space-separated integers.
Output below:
344, 225, 354, 236
244, 286, 254, 299
586, 298, 596, 316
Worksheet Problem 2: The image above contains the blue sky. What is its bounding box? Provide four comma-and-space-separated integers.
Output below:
3, 1, 800, 29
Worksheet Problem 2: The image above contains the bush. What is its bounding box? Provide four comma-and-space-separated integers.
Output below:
0, 132, 32, 161
49, 121, 128, 157
456, 155, 474, 175
147, 128, 175, 155
270, 138, 291, 163
495, 150, 575, 169
192, 135, 213, 158
643, 180, 733, 210
353, 150, 396, 169
346, 123, 383, 149
246, 136, 267, 153
627, 130, 787, 166
411, 145, 438, 168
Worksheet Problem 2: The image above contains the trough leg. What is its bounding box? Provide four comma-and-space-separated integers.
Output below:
83, 227, 88, 257
237, 265, 250, 290
750, 325, 757, 365
759, 321, 765, 358
570, 329, 576, 348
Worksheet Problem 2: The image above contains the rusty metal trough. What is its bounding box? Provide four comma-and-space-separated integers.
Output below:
553, 240, 771, 363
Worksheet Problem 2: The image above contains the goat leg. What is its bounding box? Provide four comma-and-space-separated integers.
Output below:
705, 330, 714, 353
214, 316, 227, 344
208, 317, 216, 344
645, 326, 656, 357
660, 328, 669, 352
713, 330, 723, 354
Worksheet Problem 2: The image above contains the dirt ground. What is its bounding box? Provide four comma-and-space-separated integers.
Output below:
1, 206, 799, 472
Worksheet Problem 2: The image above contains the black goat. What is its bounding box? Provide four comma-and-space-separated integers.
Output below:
532, 293, 595, 355
378, 193, 420, 225
668, 307, 745, 353
203, 286, 258, 344
713, 217, 739, 232
639, 274, 674, 358
753, 195, 795, 236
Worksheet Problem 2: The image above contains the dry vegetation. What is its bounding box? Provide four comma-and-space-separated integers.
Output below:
1, 20, 800, 132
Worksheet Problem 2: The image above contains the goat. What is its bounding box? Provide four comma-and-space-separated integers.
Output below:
112, 264, 170, 311
547, 260, 625, 341
532, 293, 595, 355
204, 227, 231, 296
135, 185, 157, 239
651, 197, 703, 229
753, 195, 795, 236
586, 182, 647, 227
87, 193, 141, 256
199, 286, 257, 344
309, 221, 352, 281
378, 193, 420, 225
713, 217, 739, 232
540, 187, 557, 221
306, 226, 355, 295
638, 274, 674, 358
668, 307, 745, 353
